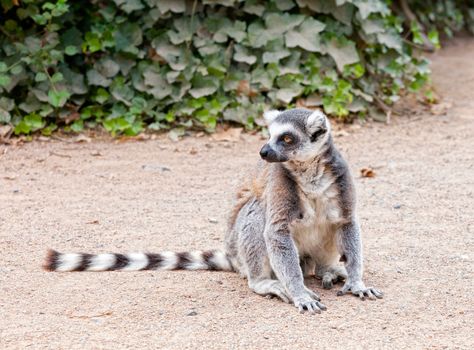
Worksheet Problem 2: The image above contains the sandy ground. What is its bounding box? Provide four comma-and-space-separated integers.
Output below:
1, 38, 473, 350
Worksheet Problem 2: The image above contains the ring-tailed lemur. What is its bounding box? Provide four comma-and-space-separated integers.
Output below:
44, 108, 383, 314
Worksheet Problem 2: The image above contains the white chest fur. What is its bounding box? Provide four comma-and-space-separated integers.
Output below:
289, 171, 342, 264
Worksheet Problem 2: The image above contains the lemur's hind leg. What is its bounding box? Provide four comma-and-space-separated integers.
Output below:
300, 256, 316, 277
235, 198, 293, 303
316, 265, 347, 289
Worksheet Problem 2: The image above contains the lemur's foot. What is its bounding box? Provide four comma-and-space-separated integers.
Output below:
294, 288, 327, 314
316, 266, 347, 289
250, 279, 292, 304
337, 280, 383, 300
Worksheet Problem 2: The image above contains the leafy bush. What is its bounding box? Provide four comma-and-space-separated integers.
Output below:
0, 0, 473, 137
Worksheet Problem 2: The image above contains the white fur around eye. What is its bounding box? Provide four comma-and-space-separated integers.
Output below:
268, 123, 296, 139
263, 110, 281, 124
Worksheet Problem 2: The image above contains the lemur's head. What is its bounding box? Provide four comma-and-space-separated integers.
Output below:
259, 108, 331, 163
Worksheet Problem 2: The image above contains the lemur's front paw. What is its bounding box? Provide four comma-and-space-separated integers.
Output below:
337, 280, 383, 300
294, 289, 327, 314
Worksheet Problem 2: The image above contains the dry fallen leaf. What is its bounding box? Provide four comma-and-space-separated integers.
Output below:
74, 134, 92, 143
360, 167, 376, 178
430, 100, 453, 116
189, 147, 198, 155
86, 220, 99, 225
0, 125, 13, 138
211, 127, 242, 142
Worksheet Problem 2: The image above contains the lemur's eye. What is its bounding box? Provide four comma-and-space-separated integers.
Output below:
283, 135, 293, 144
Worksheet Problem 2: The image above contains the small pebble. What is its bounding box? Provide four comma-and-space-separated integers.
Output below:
186, 310, 198, 316
393, 204, 402, 209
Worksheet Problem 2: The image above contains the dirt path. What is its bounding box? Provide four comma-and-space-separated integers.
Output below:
1, 38, 473, 350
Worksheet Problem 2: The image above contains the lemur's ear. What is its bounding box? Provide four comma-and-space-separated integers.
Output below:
263, 110, 280, 125
306, 110, 327, 133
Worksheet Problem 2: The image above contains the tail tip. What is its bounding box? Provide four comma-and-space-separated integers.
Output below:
43, 249, 59, 271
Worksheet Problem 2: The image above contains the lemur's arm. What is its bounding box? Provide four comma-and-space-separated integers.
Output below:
263, 166, 325, 313
337, 220, 383, 300
264, 222, 305, 297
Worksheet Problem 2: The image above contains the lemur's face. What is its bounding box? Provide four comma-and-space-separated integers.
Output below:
260, 109, 330, 163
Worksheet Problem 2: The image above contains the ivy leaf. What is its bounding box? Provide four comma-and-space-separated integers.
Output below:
285, 18, 325, 52
0, 62, 7, 73
0, 74, 12, 87
247, 22, 272, 48
168, 17, 195, 45
96, 58, 120, 78
242, 1, 265, 16
355, 0, 390, 19
361, 19, 386, 35
14, 113, 45, 135
87, 69, 112, 87
0, 108, 11, 123
51, 72, 64, 83
113, 0, 144, 13
233, 45, 257, 65
48, 90, 71, 108
262, 49, 291, 64
276, 88, 303, 103
377, 32, 403, 52
324, 38, 360, 71
64, 45, 79, 56
10, 65, 23, 75
143, 70, 172, 99
220, 21, 247, 43
115, 23, 143, 54
35, 72, 48, 82
264, 13, 305, 38
156, 0, 186, 14
274, 0, 296, 11
189, 75, 218, 98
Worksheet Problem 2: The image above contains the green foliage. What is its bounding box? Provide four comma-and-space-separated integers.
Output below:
0, 0, 473, 136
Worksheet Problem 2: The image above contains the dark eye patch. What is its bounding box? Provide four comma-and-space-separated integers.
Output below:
310, 128, 326, 142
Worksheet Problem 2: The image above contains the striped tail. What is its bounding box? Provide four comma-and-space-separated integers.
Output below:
43, 249, 233, 272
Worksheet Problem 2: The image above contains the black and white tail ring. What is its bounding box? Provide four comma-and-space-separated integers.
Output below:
43, 249, 233, 272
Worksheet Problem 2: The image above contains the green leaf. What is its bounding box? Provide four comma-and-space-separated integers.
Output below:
113, 0, 144, 13
264, 13, 305, 38
156, 0, 186, 14
189, 75, 219, 98
0, 74, 11, 87
87, 69, 112, 87
242, 1, 265, 16
94, 88, 110, 104
41, 123, 58, 136
71, 120, 84, 133
355, 0, 390, 19
35, 73, 48, 82
65, 45, 79, 55
428, 30, 441, 49
324, 38, 359, 71
233, 45, 257, 65
48, 90, 71, 108
14, 113, 45, 135
96, 58, 120, 78
11, 65, 23, 75
0, 62, 7, 73
274, 0, 295, 11
377, 32, 403, 52
285, 18, 325, 52
51, 72, 64, 83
